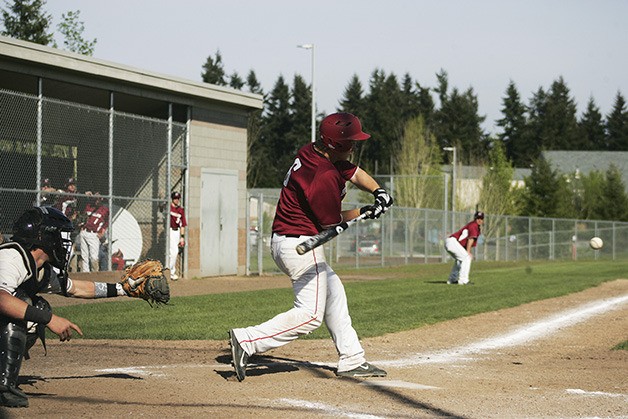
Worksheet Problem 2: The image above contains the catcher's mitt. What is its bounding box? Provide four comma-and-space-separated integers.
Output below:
119, 259, 170, 306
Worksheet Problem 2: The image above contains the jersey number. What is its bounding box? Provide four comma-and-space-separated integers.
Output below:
283, 158, 302, 186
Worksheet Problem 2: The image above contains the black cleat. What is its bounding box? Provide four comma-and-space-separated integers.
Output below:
336, 362, 387, 378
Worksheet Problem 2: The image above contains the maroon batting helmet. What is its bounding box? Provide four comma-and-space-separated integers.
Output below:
171, 191, 181, 200
319, 113, 370, 152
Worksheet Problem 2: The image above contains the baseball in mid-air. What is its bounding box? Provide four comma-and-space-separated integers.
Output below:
589, 237, 603, 250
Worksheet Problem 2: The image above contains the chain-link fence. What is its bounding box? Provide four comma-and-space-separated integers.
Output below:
0, 88, 187, 273
246, 190, 628, 275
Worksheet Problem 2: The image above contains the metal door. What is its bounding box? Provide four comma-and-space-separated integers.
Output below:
200, 169, 238, 276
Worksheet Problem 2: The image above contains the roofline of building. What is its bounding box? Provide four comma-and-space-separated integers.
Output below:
0, 36, 263, 110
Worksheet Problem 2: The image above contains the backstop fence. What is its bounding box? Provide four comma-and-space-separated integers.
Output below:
246, 190, 628, 275
0, 88, 188, 273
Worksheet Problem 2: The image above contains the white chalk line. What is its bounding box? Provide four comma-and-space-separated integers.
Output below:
277, 398, 384, 419
566, 389, 628, 400
377, 294, 628, 367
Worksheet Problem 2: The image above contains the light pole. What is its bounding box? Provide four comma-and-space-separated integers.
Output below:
297, 43, 316, 143
443, 146, 457, 231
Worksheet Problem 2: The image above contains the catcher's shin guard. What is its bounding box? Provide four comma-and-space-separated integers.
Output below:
0, 320, 29, 407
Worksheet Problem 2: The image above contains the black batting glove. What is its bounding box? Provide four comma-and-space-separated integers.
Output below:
371, 188, 393, 218
360, 205, 376, 219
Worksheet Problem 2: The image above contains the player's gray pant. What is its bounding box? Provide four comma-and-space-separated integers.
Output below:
232, 234, 366, 372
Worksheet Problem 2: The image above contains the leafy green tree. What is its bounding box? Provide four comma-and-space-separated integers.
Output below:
579, 170, 606, 219
56, 10, 96, 55
201, 50, 226, 86
578, 97, 606, 150
395, 115, 442, 209
496, 81, 528, 167
245, 70, 263, 95
399, 73, 420, 122
600, 164, 628, 221
523, 86, 548, 165
605, 91, 628, 151
479, 140, 518, 217
1, 0, 53, 45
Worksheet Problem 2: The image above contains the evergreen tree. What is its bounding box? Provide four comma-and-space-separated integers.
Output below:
543, 77, 580, 150
56, 10, 96, 55
600, 164, 628, 221
245, 70, 263, 95
363, 69, 403, 173
605, 91, 628, 151
201, 50, 227, 86
496, 81, 528, 167
578, 97, 606, 150
415, 82, 435, 130
1, 0, 54, 45
399, 72, 420, 122
522, 157, 562, 217
524, 87, 549, 166
228, 71, 244, 90
259, 75, 292, 186
289, 74, 311, 147
338, 74, 366, 116
245, 70, 265, 188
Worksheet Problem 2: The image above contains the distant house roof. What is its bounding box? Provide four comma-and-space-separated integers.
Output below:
543, 151, 628, 190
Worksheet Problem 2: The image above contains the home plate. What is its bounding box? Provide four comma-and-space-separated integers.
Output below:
361, 380, 439, 390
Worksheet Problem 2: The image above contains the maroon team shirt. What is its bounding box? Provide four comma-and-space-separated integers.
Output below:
272, 143, 358, 236
450, 220, 481, 248
170, 203, 187, 230
83, 203, 109, 234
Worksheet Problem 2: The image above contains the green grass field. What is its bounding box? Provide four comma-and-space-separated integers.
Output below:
52, 260, 628, 342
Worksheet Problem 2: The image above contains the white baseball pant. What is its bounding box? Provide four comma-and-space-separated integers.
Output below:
79, 229, 100, 272
168, 228, 180, 276
231, 234, 366, 373
444, 237, 471, 284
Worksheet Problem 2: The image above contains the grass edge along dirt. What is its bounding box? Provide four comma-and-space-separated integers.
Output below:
52, 260, 628, 343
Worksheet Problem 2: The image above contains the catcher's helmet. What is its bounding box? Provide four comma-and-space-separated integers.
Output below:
12, 206, 74, 271
319, 113, 370, 152
171, 191, 181, 200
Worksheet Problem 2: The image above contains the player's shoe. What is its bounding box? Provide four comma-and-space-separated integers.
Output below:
336, 362, 387, 378
229, 330, 248, 382
0, 385, 29, 408
170, 274, 179, 281
447, 279, 458, 284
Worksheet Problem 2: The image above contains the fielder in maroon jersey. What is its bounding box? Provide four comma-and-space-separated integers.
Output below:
444, 211, 484, 285
229, 113, 393, 381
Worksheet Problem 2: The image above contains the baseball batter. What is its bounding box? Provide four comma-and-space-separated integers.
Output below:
0, 206, 162, 407
229, 112, 393, 381
444, 211, 484, 285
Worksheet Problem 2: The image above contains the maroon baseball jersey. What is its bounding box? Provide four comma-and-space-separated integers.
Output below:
450, 220, 481, 248
83, 203, 109, 233
170, 203, 187, 229
272, 143, 358, 236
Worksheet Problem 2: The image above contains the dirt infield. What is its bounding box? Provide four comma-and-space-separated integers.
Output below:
3, 276, 627, 418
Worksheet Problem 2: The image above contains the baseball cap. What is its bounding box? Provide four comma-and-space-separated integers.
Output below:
65, 177, 76, 187
171, 191, 181, 199
474, 211, 485, 220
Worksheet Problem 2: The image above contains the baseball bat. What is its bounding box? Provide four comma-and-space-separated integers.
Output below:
295, 211, 371, 255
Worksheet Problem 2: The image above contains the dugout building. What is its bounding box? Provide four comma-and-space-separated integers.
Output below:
0, 36, 263, 278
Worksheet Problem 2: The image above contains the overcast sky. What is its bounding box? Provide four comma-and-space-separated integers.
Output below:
44, 0, 628, 135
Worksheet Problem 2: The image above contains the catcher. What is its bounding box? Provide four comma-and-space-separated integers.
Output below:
0, 206, 169, 408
